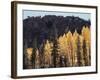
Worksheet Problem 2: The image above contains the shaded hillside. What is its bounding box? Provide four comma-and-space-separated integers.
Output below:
23, 15, 90, 48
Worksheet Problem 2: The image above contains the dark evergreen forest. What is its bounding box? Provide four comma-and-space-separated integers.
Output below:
23, 15, 90, 48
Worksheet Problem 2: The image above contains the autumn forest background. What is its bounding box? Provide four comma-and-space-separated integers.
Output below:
23, 15, 91, 69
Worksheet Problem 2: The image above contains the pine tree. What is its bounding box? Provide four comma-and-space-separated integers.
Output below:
23, 40, 28, 69
52, 38, 59, 67
83, 39, 88, 66
77, 35, 83, 66
31, 38, 37, 68
40, 40, 45, 68
51, 24, 59, 67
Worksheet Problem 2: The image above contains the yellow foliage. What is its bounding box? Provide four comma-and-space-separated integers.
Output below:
44, 40, 52, 57
44, 40, 53, 65
72, 30, 79, 48
26, 48, 33, 60
82, 26, 90, 43
58, 34, 68, 56
67, 31, 73, 43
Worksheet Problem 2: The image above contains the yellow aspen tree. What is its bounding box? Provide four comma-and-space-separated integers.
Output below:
58, 34, 68, 56
82, 26, 91, 66
26, 48, 33, 60
44, 40, 53, 67
57, 34, 68, 67
26, 48, 33, 68
82, 26, 90, 42
86, 27, 91, 66
66, 31, 73, 66
72, 30, 78, 66
72, 30, 85, 66
62, 33, 68, 56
